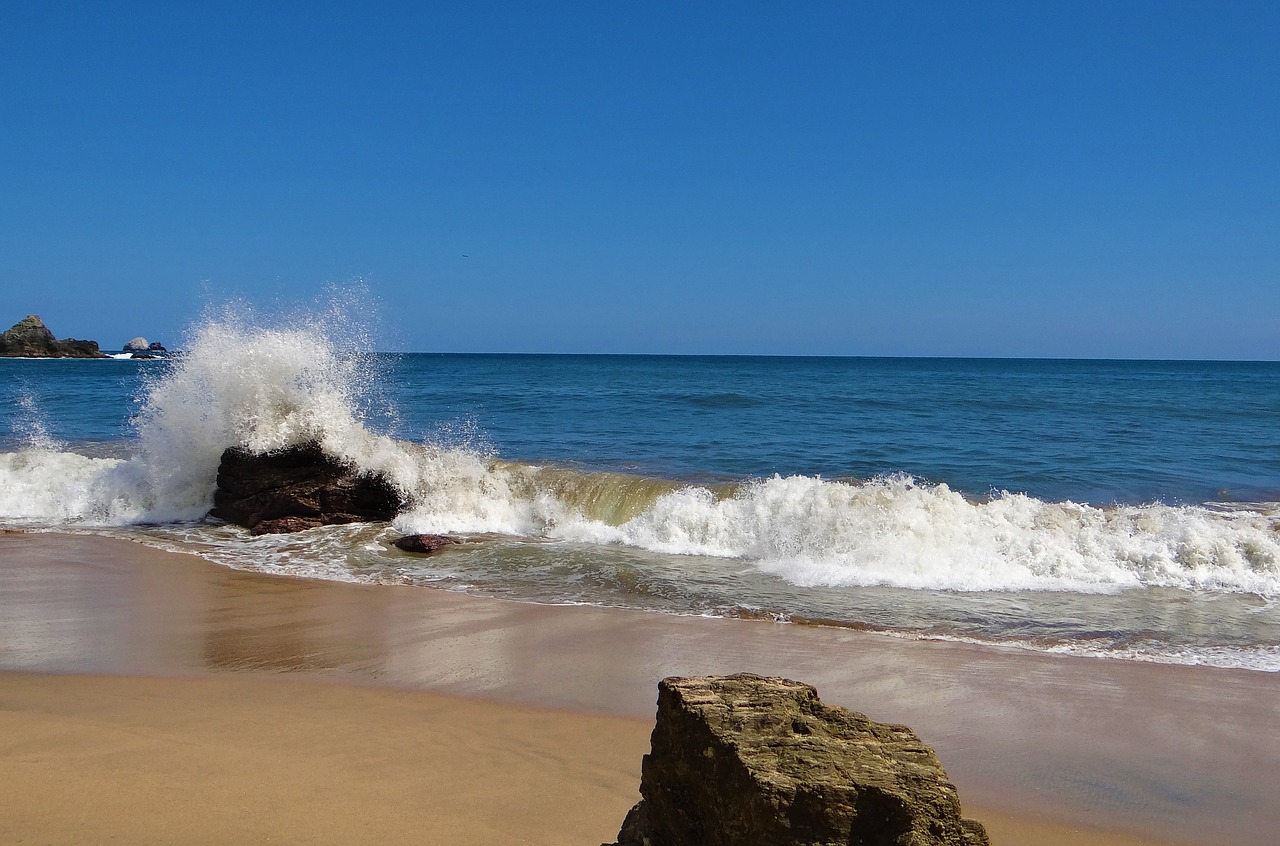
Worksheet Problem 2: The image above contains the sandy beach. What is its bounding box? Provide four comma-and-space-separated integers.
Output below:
3, 532, 1277, 845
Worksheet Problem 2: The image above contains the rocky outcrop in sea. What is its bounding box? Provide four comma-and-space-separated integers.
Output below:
209, 442, 406, 535
606, 674, 988, 846
123, 337, 168, 358
0, 315, 106, 358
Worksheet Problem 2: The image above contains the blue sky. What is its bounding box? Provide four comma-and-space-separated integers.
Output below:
1, 1, 1277, 358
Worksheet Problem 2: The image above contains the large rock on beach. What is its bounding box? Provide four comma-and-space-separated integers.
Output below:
0, 314, 106, 358
606, 674, 988, 846
209, 442, 406, 535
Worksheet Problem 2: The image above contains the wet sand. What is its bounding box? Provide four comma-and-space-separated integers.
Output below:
3, 532, 1277, 845
1, 671, 649, 845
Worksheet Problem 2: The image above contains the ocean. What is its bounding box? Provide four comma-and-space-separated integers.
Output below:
2, 319, 1278, 672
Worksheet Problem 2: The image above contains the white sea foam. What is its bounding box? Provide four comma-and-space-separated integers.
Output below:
0, 391, 155, 524
910, 632, 1280, 673
386, 469, 1280, 597
14, 392, 61, 453
3, 311, 1279, 600
635, 475, 1280, 594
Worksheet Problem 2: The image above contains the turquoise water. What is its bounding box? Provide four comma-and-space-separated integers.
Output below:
2, 341, 1278, 670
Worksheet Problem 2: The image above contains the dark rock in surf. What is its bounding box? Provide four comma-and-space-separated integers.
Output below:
0, 314, 107, 358
209, 442, 406, 534
605, 674, 988, 846
393, 533, 460, 554
55, 338, 103, 358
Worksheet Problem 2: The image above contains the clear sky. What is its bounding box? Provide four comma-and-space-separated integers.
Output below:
1, 1, 1276, 358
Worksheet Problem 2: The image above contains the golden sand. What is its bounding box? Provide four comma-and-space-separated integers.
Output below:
5, 532, 1274, 844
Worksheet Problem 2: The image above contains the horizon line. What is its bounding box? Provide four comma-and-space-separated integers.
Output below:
365, 351, 1280, 364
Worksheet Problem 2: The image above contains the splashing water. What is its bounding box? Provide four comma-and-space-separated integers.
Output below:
13, 391, 62, 452
1, 306, 1279, 603
0, 298, 405, 523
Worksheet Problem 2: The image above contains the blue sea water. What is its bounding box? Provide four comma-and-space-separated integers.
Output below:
388, 354, 1280, 506
2, 332, 1279, 671
7, 354, 1277, 505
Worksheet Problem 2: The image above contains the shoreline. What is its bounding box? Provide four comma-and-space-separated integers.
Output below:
2, 671, 1188, 846
4, 531, 1277, 844
0, 671, 1187, 846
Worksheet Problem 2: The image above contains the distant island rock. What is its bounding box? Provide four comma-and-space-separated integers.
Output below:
124, 336, 169, 358
0, 315, 106, 358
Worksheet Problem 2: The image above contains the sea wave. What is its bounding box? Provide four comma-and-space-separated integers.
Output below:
1, 313, 1278, 600
531, 474, 1280, 596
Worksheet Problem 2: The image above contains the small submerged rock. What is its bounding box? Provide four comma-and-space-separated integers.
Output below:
393, 534, 460, 554
606, 673, 988, 846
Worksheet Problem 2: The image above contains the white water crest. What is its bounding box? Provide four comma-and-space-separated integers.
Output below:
583, 475, 1280, 595
389, 468, 1280, 597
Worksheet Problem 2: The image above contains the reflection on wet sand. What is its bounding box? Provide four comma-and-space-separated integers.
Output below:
197, 574, 389, 674
2, 533, 1278, 846
0, 534, 388, 675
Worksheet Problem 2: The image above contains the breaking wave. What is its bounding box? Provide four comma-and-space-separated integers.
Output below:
1, 312, 1278, 600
